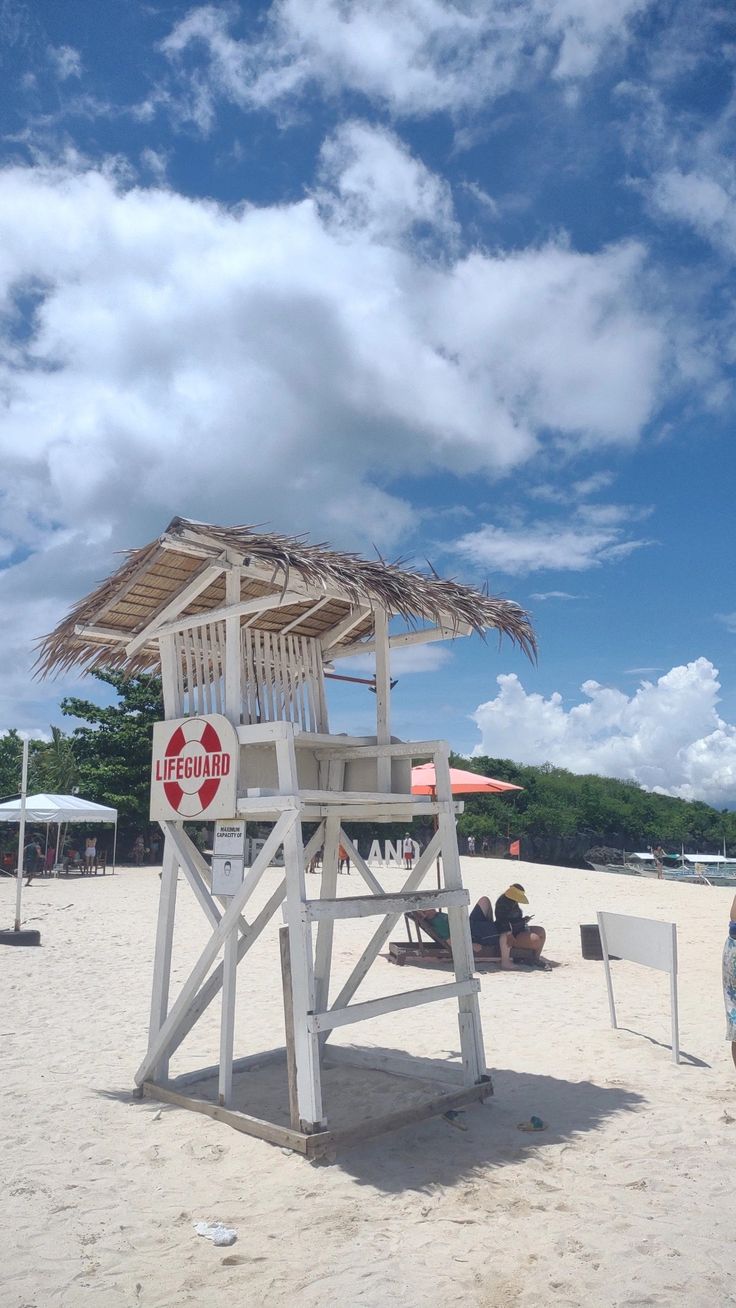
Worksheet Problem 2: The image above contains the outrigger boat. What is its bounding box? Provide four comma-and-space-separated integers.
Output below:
587, 851, 736, 885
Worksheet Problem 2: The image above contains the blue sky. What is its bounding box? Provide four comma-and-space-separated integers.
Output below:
1, 0, 735, 803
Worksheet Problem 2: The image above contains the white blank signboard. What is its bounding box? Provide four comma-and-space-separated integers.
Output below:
597, 911, 679, 1064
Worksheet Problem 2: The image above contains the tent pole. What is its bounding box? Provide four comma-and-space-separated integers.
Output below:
112, 820, 118, 875
14, 740, 29, 932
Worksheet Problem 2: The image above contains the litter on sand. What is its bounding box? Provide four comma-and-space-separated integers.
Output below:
194, 1221, 237, 1247
516, 1116, 547, 1132
443, 1110, 468, 1131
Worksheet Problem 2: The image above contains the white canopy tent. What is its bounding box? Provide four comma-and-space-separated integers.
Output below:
0, 793, 118, 873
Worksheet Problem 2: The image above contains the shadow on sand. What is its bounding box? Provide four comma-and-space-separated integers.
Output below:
96, 1043, 645, 1192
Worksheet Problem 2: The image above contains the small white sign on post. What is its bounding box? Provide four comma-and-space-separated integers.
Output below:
597, 910, 679, 1064
212, 819, 246, 897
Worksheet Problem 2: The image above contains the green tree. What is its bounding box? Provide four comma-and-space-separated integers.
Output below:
60, 671, 163, 825
31, 726, 79, 794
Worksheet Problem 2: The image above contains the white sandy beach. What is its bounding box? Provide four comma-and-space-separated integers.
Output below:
3, 856, 736, 1308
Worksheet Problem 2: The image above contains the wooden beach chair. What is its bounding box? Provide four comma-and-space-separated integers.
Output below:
387, 911, 537, 968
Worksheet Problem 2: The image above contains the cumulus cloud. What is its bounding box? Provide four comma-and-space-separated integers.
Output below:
471, 658, 736, 805
161, 0, 654, 126
0, 123, 667, 714
0, 130, 665, 559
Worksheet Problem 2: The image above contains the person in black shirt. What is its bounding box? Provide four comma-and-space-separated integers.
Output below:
494, 883, 548, 967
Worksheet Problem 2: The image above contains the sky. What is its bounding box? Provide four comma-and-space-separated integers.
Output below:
0, 0, 735, 805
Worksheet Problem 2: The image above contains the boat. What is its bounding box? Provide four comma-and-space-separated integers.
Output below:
587, 851, 736, 885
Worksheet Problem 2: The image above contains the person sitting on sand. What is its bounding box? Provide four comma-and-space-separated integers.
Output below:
494, 884, 548, 966
723, 893, 736, 1072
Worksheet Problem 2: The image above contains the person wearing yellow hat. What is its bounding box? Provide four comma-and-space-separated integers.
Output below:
494, 883, 548, 967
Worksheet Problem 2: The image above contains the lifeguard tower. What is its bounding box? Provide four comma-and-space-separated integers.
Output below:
40, 517, 535, 1157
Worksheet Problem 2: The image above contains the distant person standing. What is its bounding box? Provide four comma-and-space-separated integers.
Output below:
481, 837, 489, 857
338, 843, 350, 874
84, 835, 97, 871
24, 835, 41, 886
132, 834, 146, 866
724, 894, 736, 1072
467, 835, 476, 856
403, 834, 415, 869
652, 845, 666, 879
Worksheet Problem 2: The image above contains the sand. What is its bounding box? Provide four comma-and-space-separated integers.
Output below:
3, 856, 736, 1308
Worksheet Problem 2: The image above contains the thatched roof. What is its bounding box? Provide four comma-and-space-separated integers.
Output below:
36, 516, 536, 678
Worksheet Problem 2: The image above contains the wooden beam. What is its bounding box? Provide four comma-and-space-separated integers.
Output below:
336, 828, 385, 896
313, 740, 444, 762
141, 1082, 311, 1153
125, 561, 225, 658
159, 879, 287, 1065
146, 587, 311, 643
434, 745, 487, 1085
224, 570, 242, 727
332, 622, 473, 660
320, 607, 371, 655
279, 926, 300, 1130
280, 596, 330, 636
373, 606, 391, 792
134, 809, 298, 1086
90, 544, 165, 624
308, 979, 480, 1034
74, 624, 132, 643
323, 829, 443, 1036
304, 888, 469, 920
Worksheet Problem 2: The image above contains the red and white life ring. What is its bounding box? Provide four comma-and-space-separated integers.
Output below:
161, 717, 231, 818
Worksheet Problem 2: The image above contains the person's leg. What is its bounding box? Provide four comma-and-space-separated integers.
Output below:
511, 929, 543, 957
732, 1041, 736, 1072
500, 932, 522, 971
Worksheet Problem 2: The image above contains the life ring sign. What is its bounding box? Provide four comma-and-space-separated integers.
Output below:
150, 714, 239, 821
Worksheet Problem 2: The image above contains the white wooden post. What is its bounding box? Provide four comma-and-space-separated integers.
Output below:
670, 923, 680, 1065
434, 746, 487, 1085
373, 606, 391, 793
218, 569, 243, 1104
313, 813, 341, 1015
219, 930, 238, 1105
147, 633, 182, 1082
276, 729, 325, 1130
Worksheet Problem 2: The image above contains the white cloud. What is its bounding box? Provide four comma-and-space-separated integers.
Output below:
0, 125, 667, 710
530, 590, 583, 601
454, 512, 652, 575
471, 658, 736, 805
161, 0, 654, 125
650, 168, 736, 258
48, 44, 83, 81
717, 612, 736, 634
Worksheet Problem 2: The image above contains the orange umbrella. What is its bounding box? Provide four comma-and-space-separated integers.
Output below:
411, 763, 523, 795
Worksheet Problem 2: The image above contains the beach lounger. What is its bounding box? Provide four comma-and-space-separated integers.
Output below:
387, 911, 537, 968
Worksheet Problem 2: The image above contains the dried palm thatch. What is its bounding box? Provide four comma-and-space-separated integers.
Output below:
36, 516, 536, 678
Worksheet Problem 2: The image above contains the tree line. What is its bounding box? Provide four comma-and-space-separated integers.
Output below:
1, 672, 734, 867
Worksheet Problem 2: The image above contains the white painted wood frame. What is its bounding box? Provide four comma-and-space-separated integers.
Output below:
433, 745, 487, 1084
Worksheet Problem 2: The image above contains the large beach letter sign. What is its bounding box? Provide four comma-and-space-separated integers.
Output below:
150, 714, 239, 821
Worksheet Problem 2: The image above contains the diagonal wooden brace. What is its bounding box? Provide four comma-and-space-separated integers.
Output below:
322, 829, 443, 1045
135, 809, 299, 1086
143, 822, 326, 1072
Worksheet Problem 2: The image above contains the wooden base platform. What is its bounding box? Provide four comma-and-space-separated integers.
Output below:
387, 940, 538, 968
141, 1047, 493, 1159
